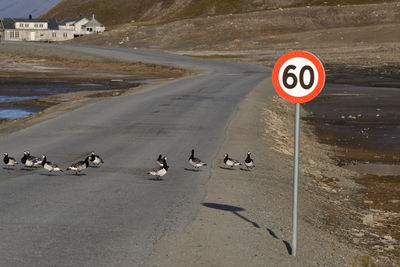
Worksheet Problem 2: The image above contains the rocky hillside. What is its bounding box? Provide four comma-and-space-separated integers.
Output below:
42, 0, 394, 26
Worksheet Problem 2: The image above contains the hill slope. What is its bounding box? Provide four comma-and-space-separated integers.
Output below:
0, 0, 61, 18
42, 0, 394, 26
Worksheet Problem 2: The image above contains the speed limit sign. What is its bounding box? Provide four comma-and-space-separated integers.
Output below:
272, 51, 325, 103
272, 51, 325, 257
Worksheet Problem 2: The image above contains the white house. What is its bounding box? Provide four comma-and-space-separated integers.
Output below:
0, 17, 73, 41
59, 17, 89, 37
0, 14, 105, 42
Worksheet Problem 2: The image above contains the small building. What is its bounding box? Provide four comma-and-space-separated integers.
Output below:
59, 17, 89, 37
84, 13, 105, 33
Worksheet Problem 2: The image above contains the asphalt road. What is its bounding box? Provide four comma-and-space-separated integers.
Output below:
0, 43, 268, 266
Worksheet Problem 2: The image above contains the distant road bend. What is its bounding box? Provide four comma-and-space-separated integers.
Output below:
0, 43, 268, 266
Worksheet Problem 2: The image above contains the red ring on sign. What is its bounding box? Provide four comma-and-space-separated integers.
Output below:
272, 51, 325, 103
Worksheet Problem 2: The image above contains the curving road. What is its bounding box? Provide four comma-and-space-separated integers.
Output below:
0, 43, 268, 266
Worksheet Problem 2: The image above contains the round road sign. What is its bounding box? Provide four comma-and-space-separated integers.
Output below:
272, 51, 325, 103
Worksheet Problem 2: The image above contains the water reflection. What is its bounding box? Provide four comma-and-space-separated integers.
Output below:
0, 78, 143, 120
0, 96, 39, 103
0, 109, 32, 120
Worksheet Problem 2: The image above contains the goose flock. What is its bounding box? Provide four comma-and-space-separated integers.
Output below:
3, 149, 255, 178
2, 151, 104, 175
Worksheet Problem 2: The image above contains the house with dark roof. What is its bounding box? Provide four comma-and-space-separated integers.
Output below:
0, 17, 73, 41
0, 13, 105, 42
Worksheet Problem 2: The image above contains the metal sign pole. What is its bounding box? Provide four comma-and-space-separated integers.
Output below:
292, 103, 300, 256
273, 51, 325, 257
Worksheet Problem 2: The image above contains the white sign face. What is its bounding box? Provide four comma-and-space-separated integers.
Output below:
272, 51, 325, 104
278, 57, 319, 97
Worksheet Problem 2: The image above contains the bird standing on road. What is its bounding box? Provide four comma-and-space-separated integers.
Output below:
223, 153, 241, 168
188, 149, 207, 170
21, 151, 42, 168
3, 152, 18, 168
148, 158, 169, 180
41, 155, 63, 174
244, 151, 255, 170
89, 152, 104, 167
67, 156, 90, 176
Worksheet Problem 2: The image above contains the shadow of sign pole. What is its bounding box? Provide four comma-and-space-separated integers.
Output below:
272, 51, 325, 257
201, 203, 260, 228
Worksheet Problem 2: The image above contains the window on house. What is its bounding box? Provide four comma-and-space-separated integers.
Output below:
63, 33, 68, 38
25, 24, 29, 27
34, 24, 38, 28
19, 23, 24, 27
40, 24, 43, 28
9, 31, 19, 39
52, 32, 56, 38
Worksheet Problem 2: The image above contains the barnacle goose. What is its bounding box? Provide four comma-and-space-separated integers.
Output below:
223, 153, 241, 168
188, 149, 207, 169
67, 156, 90, 175
3, 152, 18, 168
21, 151, 42, 168
148, 158, 169, 180
244, 151, 255, 170
41, 155, 63, 173
89, 152, 104, 167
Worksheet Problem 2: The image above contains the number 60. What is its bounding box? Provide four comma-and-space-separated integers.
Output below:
283, 65, 314, 90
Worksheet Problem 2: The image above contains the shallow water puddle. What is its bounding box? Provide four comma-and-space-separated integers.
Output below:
0, 109, 32, 120
0, 96, 40, 103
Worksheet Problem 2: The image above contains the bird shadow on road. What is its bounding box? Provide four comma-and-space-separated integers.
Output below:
184, 168, 200, 172
40, 173, 60, 176
267, 228, 292, 255
219, 166, 235, 170
20, 167, 35, 171
147, 177, 164, 181
65, 173, 87, 177
202, 202, 260, 228
3, 167, 16, 171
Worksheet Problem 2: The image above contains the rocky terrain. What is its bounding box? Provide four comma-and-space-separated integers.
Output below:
42, 0, 395, 26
